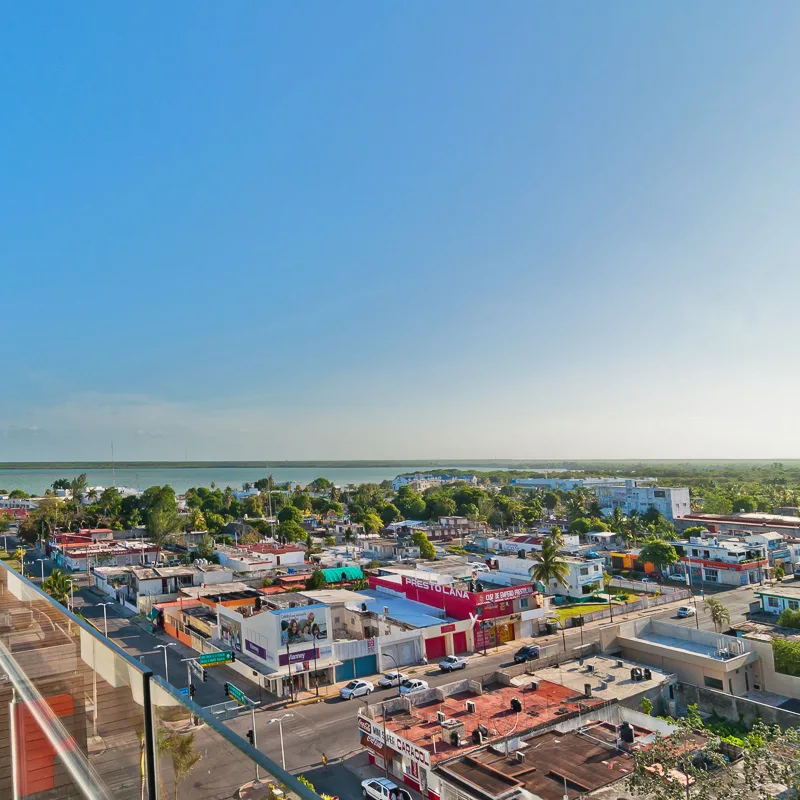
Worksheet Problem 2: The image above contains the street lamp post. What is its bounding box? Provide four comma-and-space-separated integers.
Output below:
97, 602, 112, 637
268, 713, 294, 770
36, 558, 45, 583
155, 643, 177, 683
382, 651, 403, 697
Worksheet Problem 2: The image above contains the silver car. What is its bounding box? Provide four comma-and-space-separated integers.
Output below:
340, 679, 374, 699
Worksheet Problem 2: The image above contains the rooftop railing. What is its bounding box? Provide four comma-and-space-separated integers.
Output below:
0, 559, 322, 800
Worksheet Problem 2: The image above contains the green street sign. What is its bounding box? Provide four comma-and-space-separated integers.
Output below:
226, 682, 247, 706
199, 651, 233, 667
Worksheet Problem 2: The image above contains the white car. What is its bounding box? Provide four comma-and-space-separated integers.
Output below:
399, 678, 429, 695
377, 671, 408, 688
362, 778, 412, 800
676, 606, 696, 618
439, 654, 468, 672
339, 679, 374, 700
667, 573, 688, 582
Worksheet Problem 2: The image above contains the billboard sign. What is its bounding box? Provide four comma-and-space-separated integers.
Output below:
273, 604, 329, 646
220, 616, 242, 652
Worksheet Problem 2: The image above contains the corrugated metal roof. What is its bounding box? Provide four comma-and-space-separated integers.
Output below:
322, 566, 363, 582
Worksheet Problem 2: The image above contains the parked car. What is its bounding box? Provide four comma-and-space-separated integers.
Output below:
340, 679, 374, 700
362, 778, 412, 800
513, 644, 541, 663
676, 606, 696, 618
439, 654, 469, 672
399, 678, 429, 695
377, 671, 408, 688
667, 573, 687, 582
471, 563, 490, 573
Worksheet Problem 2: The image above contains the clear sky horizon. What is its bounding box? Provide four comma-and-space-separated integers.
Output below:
3, 4, 800, 462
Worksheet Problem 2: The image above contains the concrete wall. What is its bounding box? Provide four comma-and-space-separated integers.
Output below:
741, 635, 800, 697
678, 683, 800, 731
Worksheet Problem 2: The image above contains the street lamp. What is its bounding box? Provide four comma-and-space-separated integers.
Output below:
267, 713, 294, 770
97, 602, 113, 638
35, 558, 45, 583
155, 643, 177, 683
382, 651, 403, 698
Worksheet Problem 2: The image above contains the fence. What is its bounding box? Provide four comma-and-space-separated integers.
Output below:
561, 588, 692, 628
609, 577, 686, 595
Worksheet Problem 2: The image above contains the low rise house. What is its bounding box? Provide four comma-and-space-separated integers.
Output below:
93, 562, 234, 612
755, 584, 800, 616
363, 539, 397, 561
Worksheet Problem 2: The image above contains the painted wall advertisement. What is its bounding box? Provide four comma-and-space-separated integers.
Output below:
220, 616, 242, 652
278, 644, 333, 668
358, 714, 431, 768
273, 604, 329, 645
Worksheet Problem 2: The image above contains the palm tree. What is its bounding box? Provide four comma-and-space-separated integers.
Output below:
12, 547, 26, 570
158, 729, 202, 800
42, 568, 72, 606
705, 598, 731, 633
627, 510, 645, 547
532, 538, 570, 591
548, 526, 565, 547
610, 506, 626, 535
70, 473, 88, 505
146, 504, 183, 565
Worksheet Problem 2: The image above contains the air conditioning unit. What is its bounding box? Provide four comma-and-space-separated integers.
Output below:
516, 751, 526, 763
437, 711, 446, 724
466, 701, 477, 713
529, 680, 539, 691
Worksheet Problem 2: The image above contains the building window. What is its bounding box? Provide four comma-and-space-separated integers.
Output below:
703, 676, 724, 690
768, 596, 780, 608
519, 598, 529, 608
579, 568, 588, 576
703, 569, 719, 582
789, 600, 799, 611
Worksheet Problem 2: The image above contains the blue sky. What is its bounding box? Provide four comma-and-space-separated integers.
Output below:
3, 3, 800, 461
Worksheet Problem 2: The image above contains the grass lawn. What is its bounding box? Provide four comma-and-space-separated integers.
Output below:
0, 551, 22, 571
553, 603, 610, 621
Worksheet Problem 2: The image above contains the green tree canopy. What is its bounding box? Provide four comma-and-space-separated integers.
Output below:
411, 530, 437, 560
395, 486, 427, 519
305, 568, 327, 590
278, 504, 303, 524
639, 538, 679, 572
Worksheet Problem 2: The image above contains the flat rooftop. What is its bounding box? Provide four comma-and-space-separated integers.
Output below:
755, 584, 800, 598
534, 655, 671, 701
299, 589, 372, 605
376, 680, 604, 766
351, 590, 453, 628
439, 728, 638, 800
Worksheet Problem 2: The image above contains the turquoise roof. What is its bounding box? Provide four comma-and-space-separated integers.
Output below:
322, 566, 363, 583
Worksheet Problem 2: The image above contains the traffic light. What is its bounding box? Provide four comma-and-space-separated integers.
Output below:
231, 651, 236, 663
223, 682, 230, 697
202, 668, 207, 683
188, 683, 195, 699
246, 729, 254, 746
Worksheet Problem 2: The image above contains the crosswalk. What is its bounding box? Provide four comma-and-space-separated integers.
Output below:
286, 717, 344, 740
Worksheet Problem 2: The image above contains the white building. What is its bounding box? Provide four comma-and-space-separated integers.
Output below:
0, 495, 42, 510
390, 473, 478, 491
669, 536, 767, 586
597, 480, 691, 521
483, 553, 605, 599
216, 601, 335, 698
214, 544, 306, 576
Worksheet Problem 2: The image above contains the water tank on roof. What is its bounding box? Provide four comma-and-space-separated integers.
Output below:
620, 722, 635, 744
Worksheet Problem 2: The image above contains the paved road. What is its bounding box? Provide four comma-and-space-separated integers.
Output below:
61, 570, 763, 784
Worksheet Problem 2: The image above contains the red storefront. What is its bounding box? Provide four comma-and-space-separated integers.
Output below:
369, 575, 540, 652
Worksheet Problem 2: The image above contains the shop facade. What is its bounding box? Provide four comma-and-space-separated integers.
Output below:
358, 713, 438, 800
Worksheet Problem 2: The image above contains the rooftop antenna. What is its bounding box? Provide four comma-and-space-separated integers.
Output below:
111, 441, 116, 487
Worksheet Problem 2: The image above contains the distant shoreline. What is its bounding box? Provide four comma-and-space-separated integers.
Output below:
1, 459, 798, 470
